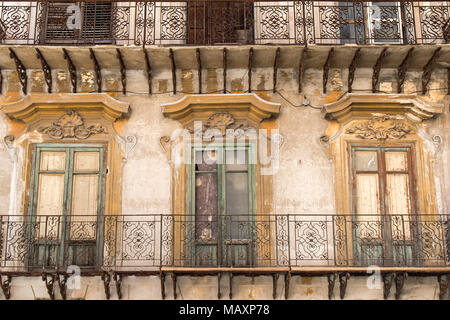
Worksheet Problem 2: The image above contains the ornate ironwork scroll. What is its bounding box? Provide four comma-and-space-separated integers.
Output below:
35, 48, 52, 93
9, 48, 27, 94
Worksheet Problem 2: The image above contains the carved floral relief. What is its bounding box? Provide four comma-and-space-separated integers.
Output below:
39, 110, 105, 140
345, 114, 414, 140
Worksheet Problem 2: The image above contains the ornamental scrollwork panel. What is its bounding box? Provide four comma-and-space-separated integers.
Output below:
345, 115, 414, 140
39, 110, 105, 140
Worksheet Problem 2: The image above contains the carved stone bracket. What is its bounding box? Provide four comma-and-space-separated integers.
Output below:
57, 273, 69, 300
3, 135, 14, 150
0, 274, 12, 300
116, 135, 137, 163
41, 273, 56, 300
339, 272, 350, 300
432, 135, 443, 154
101, 271, 111, 300
438, 274, 450, 300
39, 110, 105, 140
345, 114, 414, 140
327, 272, 338, 300
383, 272, 395, 299
113, 272, 123, 300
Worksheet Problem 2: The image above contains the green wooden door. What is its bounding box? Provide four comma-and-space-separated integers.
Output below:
28, 144, 105, 270
189, 144, 256, 267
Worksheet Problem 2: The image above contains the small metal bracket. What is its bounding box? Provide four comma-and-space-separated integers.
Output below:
89, 48, 102, 93
438, 274, 450, 300
223, 48, 227, 93
372, 47, 388, 93
113, 272, 123, 300
272, 273, 279, 299
395, 272, 408, 300
160, 271, 166, 300
172, 272, 177, 299
41, 273, 56, 300
217, 272, 222, 299
284, 272, 291, 300
9, 48, 27, 95
422, 47, 441, 95
116, 49, 126, 95
298, 47, 307, 94
348, 48, 361, 93
323, 47, 334, 94
196, 48, 202, 94
35, 48, 52, 93
63, 48, 77, 93
229, 272, 233, 300
397, 47, 414, 93
143, 47, 152, 94
0, 274, 12, 300
248, 48, 253, 93
101, 271, 111, 300
327, 272, 338, 300
383, 272, 395, 299
339, 272, 350, 300
169, 48, 176, 94
57, 273, 69, 300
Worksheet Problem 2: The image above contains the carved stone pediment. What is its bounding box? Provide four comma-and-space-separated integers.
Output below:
0, 93, 130, 140
161, 93, 280, 132
345, 114, 414, 140
324, 93, 443, 124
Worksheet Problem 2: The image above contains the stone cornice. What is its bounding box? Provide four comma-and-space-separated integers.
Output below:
324, 93, 444, 124
1, 93, 130, 123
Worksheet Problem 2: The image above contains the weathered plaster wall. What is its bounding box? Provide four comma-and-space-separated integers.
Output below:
0, 60, 448, 300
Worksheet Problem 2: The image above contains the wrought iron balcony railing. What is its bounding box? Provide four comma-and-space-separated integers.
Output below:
0, 1, 448, 46
0, 214, 448, 272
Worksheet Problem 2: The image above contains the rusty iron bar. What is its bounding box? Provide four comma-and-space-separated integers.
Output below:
273, 47, 280, 93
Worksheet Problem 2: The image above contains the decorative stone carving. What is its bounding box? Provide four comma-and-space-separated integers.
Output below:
205, 112, 235, 135
345, 115, 414, 140
116, 134, 137, 163
40, 110, 105, 140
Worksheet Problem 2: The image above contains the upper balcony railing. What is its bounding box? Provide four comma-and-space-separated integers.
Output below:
0, 214, 449, 272
0, 1, 448, 46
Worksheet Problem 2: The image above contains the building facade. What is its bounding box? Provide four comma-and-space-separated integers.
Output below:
0, 1, 449, 300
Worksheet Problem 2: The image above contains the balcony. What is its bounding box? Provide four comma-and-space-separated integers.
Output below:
0, 1, 449, 46
0, 214, 449, 273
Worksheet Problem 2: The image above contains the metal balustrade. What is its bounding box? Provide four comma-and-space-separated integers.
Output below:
0, 1, 448, 46
0, 214, 448, 272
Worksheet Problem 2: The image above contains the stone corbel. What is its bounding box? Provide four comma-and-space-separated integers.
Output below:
2, 135, 17, 162
116, 134, 137, 163
159, 136, 172, 164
